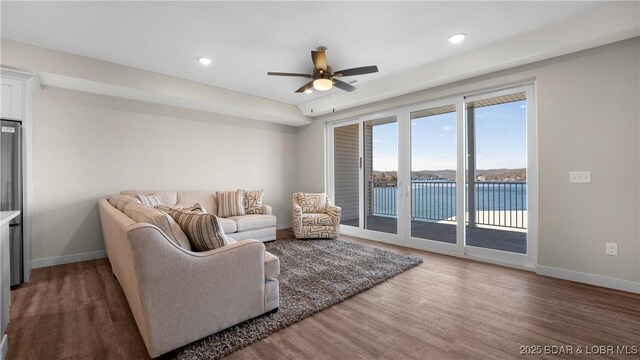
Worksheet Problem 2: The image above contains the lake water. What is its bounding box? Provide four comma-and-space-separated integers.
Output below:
372, 181, 527, 221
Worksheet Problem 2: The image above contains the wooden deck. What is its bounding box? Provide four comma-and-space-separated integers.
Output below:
342, 215, 527, 254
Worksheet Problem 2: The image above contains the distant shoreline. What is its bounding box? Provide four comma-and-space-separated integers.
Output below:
372, 168, 527, 182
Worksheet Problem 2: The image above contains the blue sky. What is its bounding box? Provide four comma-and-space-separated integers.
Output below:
372, 100, 527, 171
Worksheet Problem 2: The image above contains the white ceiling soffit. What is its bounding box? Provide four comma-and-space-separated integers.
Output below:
0, 1, 610, 107
0, 39, 311, 126
298, 2, 640, 117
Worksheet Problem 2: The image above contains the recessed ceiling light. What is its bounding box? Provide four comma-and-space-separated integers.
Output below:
198, 57, 213, 66
304, 89, 313, 94
448, 33, 466, 44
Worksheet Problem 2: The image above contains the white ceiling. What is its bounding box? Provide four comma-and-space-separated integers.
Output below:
1, 1, 609, 106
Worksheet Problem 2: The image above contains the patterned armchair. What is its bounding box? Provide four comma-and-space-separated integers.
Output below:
291, 192, 341, 239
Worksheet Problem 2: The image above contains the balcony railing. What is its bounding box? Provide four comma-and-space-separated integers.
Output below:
368, 180, 527, 229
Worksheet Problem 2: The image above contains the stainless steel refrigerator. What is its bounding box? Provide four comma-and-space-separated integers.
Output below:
1, 120, 23, 286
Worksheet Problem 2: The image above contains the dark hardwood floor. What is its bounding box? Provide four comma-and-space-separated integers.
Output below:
7, 231, 639, 359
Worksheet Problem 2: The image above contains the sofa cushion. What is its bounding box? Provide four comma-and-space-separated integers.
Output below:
301, 213, 334, 226
168, 210, 228, 251
226, 227, 275, 242
217, 217, 237, 233
293, 192, 327, 213
242, 189, 264, 214
108, 194, 140, 212
177, 191, 217, 216
217, 190, 245, 218
264, 251, 280, 278
123, 202, 191, 250
121, 190, 178, 206
135, 193, 164, 207
227, 214, 277, 232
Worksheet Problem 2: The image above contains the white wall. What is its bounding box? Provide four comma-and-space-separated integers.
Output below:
32, 87, 297, 260
300, 38, 640, 285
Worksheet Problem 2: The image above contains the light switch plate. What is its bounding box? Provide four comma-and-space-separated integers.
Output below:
606, 242, 618, 256
569, 171, 591, 183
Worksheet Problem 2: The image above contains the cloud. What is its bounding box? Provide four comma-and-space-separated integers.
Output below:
509, 131, 515, 135
373, 139, 382, 143
442, 125, 454, 131
520, 105, 526, 109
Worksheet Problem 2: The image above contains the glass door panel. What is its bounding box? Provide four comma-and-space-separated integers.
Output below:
363, 117, 398, 234
333, 123, 360, 227
465, 92, 528, 253
410, 105, 457, 243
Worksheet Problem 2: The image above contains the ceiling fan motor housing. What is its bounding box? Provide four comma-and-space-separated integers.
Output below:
267, 47, 378, 93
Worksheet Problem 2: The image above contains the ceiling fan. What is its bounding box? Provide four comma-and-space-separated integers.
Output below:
267, 46, 378, 93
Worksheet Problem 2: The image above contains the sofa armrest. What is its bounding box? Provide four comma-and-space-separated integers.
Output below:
261, 204, 273, 215
126, 223, 267, 357
326, 205, 341, 225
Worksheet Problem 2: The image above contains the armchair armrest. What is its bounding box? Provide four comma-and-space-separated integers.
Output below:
292, 203, 302, 217
291, 203, 303, 232
126, 223, 266, 357
326, 205, 341, 225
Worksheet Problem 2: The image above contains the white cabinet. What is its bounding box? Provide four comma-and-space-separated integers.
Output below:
0, 211, 20, 358
0, 78, 22, 120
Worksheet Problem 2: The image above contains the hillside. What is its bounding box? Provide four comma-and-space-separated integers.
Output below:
372, 168, 526, 181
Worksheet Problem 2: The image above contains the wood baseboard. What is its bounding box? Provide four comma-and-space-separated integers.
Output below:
537, 265, 640, 294
1, 334, 8, 359
32, 250, 106, 268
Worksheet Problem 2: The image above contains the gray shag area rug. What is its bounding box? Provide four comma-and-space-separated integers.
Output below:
169, 237, 423, 360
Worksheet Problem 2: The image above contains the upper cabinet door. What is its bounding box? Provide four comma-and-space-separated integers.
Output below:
1, 78, 23, 120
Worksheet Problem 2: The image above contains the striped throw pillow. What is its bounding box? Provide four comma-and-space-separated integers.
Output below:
155, 203, 206, 214
168, 209, 228, 251
135, 193, 164, 207
216, 190, 245, 218
242, 190, 264, 214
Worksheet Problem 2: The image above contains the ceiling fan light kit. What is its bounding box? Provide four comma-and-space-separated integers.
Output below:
267, 46, 379, 94
313, 78, 333, 91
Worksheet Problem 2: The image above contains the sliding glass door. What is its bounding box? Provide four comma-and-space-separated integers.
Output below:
409, 104, 457, 244
464, 87, 536, 266
327, 84, 537, 269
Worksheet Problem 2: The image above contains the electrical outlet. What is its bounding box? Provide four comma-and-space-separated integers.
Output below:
569, 171, 591, 183
606, 242, 618, 256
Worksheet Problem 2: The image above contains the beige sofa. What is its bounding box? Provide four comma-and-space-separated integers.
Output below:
119, 190, 277, 242
98, 190, 280, 357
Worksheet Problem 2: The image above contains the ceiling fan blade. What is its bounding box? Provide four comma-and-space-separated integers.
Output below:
267, 72, 312, 78
335, 65, 379, 77
311, 50, 328, 71
333, 79, 356, 92
295, 81, 315, 93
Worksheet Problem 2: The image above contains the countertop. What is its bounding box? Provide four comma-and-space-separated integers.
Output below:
0, 211, 20, 226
